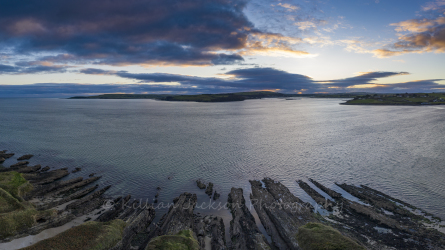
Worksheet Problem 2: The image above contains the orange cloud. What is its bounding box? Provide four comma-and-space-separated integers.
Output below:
375, 9, 445, 57
241, 32, 311, 57
277, 3, 299, 11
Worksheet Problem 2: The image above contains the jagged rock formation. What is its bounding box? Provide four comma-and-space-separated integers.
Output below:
23, 168, 70, 185
145, 192, 226, 250
9, 161, 29, 168
17, 155, 33, 161
1, 149, 445, 250
40, 166, 50, 172
213, 190, 220, 200
196, 180, 206, 189
0, 150, 155, 250
228, 187, 271, 250
156, 193, 197, 235
304, 179, 445, 249
194, 215, 226, 250
205, 182, 214, 196
297, 180, 335, 211
249, 178, 316, 250
71, 167, 81, 173
0, 151, 14, 159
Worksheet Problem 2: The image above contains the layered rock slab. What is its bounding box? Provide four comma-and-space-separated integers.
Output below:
228, 187, 271, 250
249, 178, 316, 250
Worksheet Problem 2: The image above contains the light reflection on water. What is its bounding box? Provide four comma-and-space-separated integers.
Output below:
0, 97, 444, 221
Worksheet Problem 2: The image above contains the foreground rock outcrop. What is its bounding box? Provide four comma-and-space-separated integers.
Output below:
250, 178, 316, 250
228, 187, 271, 250
1, 149, 445, 250
0, 150, 156, 250
146, 192, 226, 250
304, 179, 445, 249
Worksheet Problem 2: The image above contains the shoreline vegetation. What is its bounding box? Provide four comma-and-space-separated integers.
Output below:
1, 149, 445, 249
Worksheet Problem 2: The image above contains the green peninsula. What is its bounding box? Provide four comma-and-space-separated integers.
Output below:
343, 93, 445, 105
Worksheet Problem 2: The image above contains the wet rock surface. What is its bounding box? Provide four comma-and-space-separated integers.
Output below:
249, 178, 316, 250
40, 166, 50, 172
205, 182, 214, 196
196, 180, 206, 189
17, 155, 34, 161
71, 167, 81, 173
228, 187, 271, 250
0, 151, 14, 159
154, 193, 198, 236
10, 161, 29, 168
23, 168, 70, 185
308, 180, 445, 250
194, 214, 226, 250
297, 180, 335, 211
213, 190, 220, 200
14, 165, 41, 174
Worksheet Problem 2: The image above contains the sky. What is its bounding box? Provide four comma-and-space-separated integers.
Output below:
0, 0, 444, 97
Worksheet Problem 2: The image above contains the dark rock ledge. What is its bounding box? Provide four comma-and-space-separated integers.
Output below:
0, 150, 155, 250
228, 187, 271, 250
17, 155, 34, 161
1, 149, 444, 250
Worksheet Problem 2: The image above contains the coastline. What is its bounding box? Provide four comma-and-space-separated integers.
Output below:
1, 149, 445, 249
340, 102, 445, 106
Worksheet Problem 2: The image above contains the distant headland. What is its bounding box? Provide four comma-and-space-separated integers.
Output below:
342, 93, 445, 105
68, 91, 360, 102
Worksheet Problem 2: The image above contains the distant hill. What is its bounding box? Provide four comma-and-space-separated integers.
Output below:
69, 91, 361, 102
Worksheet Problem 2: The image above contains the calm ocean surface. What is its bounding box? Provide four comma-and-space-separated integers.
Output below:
1, 98, 445, 220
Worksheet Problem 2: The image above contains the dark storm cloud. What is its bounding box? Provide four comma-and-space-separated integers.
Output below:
323, 71, 409, 87
0, 82, 246, 98
0, 63, 68, 74
80, 67, 436, 93
82, 67, 317, 91
2, 68, 442, 97
0, 0, 253, 66
0, 64, 16, 73
226, 67, 315, 90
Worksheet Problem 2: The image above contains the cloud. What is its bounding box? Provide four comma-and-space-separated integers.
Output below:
0, 83, 198, 98
295, 21, 317, 31
2, 68, 442, 97
344, 79, 444, 92
0, 0, 258, 66
374, 4, 445, 57
242, 32, 311, 57
81, 67, 316, 91
80, 67, 436, 93
423, 0, 445, 11
277, 3, 300, 11
0, 61, 68, 74
0, 0, 313, 66
322, 71, 410, 87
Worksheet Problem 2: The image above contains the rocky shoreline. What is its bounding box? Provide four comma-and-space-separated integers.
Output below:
1, 149, 445, 249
